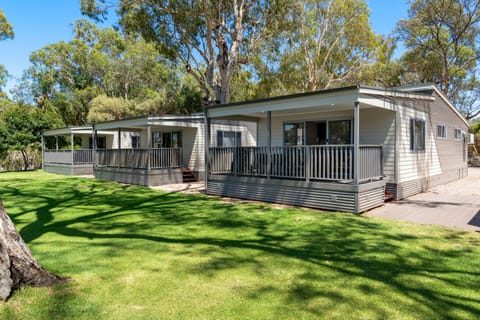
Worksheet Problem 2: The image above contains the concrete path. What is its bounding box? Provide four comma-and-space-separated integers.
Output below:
366, 168, 480, 231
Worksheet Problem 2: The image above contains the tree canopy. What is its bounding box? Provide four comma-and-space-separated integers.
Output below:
82, 0, 287, 105
396, 0, 480, 119
0, 9, 13, 41
254, 0, 380, 95
17, 20, 202, 125
0, 102, 63, 170
0, 9, 13, 98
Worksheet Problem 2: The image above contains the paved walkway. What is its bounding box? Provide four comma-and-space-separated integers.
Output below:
366, 168, 480, 231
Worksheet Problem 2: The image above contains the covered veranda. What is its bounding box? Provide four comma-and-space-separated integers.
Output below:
205, 86, 432, 213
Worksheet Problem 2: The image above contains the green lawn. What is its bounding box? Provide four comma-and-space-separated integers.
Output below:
0, 171, 479, 320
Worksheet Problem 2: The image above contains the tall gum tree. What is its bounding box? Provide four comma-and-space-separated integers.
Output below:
0, 9, 14, 98
253, 0, 379, 94
81, 0, 286, 105
397, 0, 480, 120
0, 10, 66, 301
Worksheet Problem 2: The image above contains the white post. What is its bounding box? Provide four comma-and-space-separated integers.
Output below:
353, 101, 360, 186
117, 128, 121, 168
267, 111, 271, 179
204, 108, 211, 191
92, 126, 96, 168
117, 128, 121, 149
71, 132, 74, 165
41, 132, 45, 170
147, 125, 151, 171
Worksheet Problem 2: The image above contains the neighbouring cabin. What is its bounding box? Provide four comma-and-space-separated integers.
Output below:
41, 127, 114, 176
92, 115, 256, 186
205, 84, 469, 213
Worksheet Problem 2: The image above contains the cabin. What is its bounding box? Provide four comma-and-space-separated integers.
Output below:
204, 84, 469, 213
42, 126, 115, 176
92, 114, 256, 186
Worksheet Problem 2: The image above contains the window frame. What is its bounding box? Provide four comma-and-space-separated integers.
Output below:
131, 135, 141, 149
89, 136, 106, 149
410, 118, 426, 152
454, 128, 462, 141
283, 122, 305, 146
152, 131, 182, 148
217, 130, 242, 147
436, 123, 447, 140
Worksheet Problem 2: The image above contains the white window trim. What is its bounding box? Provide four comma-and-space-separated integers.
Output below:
217, 130, 242, 147
454, 128, 462, 141
410, 118, 426, 152
282, 118, 354, 146
436, 123, 447, 140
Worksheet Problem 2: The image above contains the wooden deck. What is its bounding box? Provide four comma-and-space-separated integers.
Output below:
206, 145, 385, 213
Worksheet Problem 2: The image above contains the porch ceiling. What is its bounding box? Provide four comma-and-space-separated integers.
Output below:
94, 115, 204, 131
210, 92, 390, 119
43, 126, 92, 136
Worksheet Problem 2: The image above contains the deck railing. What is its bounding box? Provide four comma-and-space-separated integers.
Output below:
73, 149, 93, 164
95, 148, 182, 169
44, 149, 93, 165
208, 145, 383, 183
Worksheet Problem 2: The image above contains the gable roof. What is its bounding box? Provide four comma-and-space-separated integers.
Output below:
394, 83, 470, 127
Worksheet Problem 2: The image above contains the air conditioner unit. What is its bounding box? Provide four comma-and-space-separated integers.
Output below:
469, 133, 475, 144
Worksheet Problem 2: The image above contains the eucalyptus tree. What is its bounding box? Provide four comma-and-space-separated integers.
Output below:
23, 20, 198, 125
397, 0, 480, 119
254, 0, 380, 95
0, 65, 9, 99
81, 0, 286, 105
0, 9, 13, 98
0, 9, 66, 301
0, 9, 13, 41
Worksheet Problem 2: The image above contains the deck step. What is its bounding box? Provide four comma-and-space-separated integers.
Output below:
182, 168, 198, 183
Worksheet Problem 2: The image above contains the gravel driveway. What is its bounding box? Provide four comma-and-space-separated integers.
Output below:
366, 168, 480, 231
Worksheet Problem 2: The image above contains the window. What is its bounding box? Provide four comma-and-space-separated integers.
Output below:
131, 135, 140, 149
152, 131, 182, 148
284, 123, 304, 146
217, 131, 241, 147
89, 136, 106, 149
328, 120, 352, 145
437, 124, 447, 139
454, 128, 462, 141
410, 119, 425, 151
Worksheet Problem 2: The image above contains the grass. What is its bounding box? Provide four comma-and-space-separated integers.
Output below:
0, 170, 479, 319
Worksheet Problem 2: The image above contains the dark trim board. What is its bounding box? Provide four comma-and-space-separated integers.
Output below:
206, 175, 385, 213
94, 166, 183, 186
44, 163, 93, 176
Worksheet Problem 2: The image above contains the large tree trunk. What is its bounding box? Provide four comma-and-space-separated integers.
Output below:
0, 201, 66, 300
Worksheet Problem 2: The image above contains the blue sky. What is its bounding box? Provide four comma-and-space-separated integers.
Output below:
0, 0, 409, 95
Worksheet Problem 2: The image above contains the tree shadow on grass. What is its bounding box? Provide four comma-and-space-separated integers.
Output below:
1, 176, 480, 319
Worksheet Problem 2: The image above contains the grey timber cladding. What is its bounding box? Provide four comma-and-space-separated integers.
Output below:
44, 164, 93, 176
95, 167, 183, 186
207, 176, 385, 213
428, 91, 469, 172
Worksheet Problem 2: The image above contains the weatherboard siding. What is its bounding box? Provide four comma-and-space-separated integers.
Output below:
44, 163, 93, 176
206, 175, 385, 213
428, 91, 468, 173
396, 99, 442, 184
358, 108, 396, 183
387, 93, 468, 199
